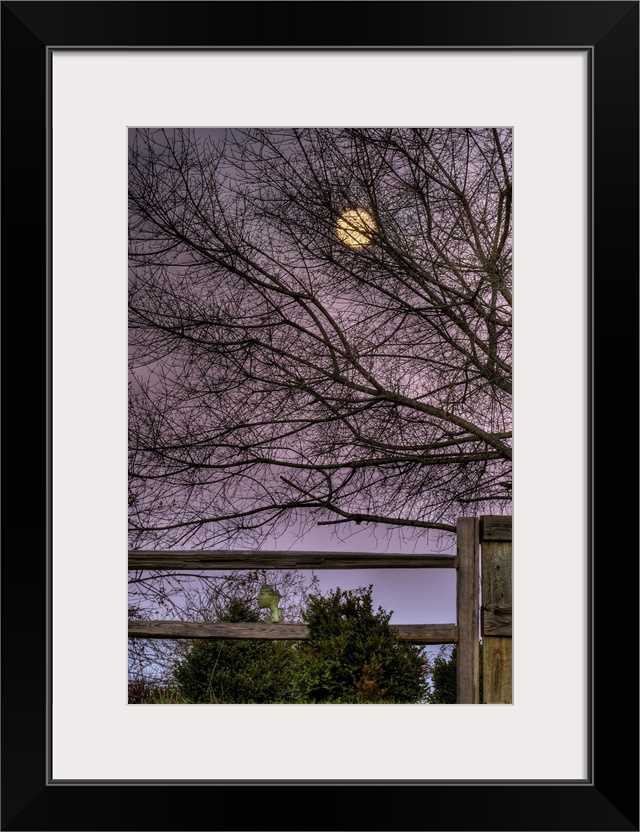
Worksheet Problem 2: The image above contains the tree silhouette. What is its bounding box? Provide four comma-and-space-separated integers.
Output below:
129, 127, 512, 549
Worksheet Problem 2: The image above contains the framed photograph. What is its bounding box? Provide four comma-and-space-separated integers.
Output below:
3, 1, 637, 830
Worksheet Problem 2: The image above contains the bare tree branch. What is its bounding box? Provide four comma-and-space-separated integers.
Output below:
128, 128, 512, 549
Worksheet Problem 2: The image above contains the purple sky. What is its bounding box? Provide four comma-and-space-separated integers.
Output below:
128, 127, 509, 637
241, 521, 457, 625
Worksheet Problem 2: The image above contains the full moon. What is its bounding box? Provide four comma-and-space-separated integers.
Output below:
336, 208, 376, 248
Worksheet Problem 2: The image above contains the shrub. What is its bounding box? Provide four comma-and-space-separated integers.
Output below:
292, 586, 429, 704
172, 598, 299, 703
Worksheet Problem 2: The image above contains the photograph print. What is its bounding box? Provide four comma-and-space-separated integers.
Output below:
127, 127, 512, 705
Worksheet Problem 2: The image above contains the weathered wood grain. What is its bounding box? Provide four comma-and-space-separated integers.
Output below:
481, 532, 512, 703
456, 517, 480, 704
128, 620, 458, 644
483, 638, 513, 703
128, 550, 458, 571
480, 515, 512, 542
394, 624, 458, 644
128, 621, 309, 640
482, 605, 512, 637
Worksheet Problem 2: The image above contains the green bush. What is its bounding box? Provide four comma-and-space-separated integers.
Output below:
292, 586, 429, 704
173, 598, 299, 703
172, 588, 429, 704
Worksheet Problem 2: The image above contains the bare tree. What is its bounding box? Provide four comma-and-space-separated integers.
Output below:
128, 127, 512, 550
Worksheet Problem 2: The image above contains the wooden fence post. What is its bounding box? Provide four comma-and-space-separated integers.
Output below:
480, 516, 512, 703
456, 517, 480, 703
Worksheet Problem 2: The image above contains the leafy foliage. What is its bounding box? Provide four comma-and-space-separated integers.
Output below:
169, 587, 429, 704
425, 645, 458, 704
293, 586, 428, 704
128, 569, 320, 694
425, 643, 483, 703
172, 598, 299, 704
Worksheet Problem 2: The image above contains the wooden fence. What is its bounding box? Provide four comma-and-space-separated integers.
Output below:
128, 515, 512, 703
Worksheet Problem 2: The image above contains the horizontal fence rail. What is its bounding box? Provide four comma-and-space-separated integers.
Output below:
128, 620, 459, 644
127, 515, 512, 703
128, 550, 458, 571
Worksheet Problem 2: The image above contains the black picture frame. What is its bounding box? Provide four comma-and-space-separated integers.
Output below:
2, 2, 638, 830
